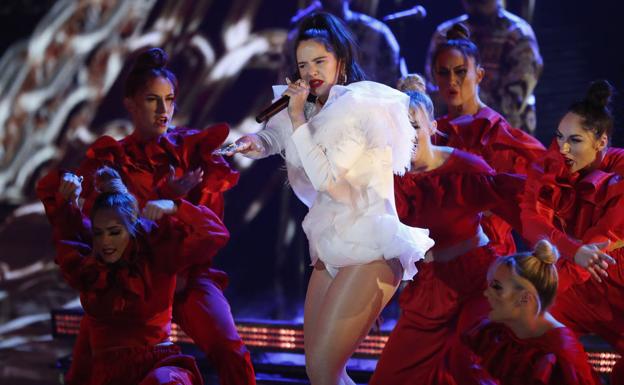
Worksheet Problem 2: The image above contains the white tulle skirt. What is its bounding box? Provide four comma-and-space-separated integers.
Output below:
302, 193, 434, 280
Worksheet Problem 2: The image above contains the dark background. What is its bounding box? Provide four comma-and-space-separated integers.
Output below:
0, 0, 622, 383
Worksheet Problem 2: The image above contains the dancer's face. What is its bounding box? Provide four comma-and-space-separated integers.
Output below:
556, 112, 607, 173
125, 76, 176, 139
433, 48, 483, 110
409, 105, 436, 159
296, 39, 341, 101
92, 209, 131, 264
484, 264, 525, 322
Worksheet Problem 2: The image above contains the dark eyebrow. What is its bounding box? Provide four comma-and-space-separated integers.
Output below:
145, 93, 175, 98
452, 65, 467, 70
298, 56, 328, 65
106, 225, 122, 231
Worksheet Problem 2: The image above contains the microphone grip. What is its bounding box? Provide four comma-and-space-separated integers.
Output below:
255, 94, 317, 123
255, 96, 290, 123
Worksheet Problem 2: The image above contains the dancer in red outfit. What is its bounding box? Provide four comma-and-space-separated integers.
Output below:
370, 85, 524, 385
36, 48, 255, 385
430, 23, 545, 256
464, 240, 598, 385
52, 166, 230, 385
519, 80, 624, 385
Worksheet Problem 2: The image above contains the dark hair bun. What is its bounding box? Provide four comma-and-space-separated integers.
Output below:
133, 48, 168, 72
95, 166, 128, 194
446, 23, 471, 41
533, 239, 559, 265
585, 79, 613, 109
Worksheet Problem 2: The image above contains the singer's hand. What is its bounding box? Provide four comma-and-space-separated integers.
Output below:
284, 78, 309, 129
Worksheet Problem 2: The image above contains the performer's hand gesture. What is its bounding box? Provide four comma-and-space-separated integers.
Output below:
143, 199, 177, 221
58, 172, 83, 204
284, 77, 309, 129
574, 241, 617, 282
166, 166, 203, 197
215, 135, 264, 157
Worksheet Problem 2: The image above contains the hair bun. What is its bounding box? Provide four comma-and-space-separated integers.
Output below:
533, 239, 560, 265
95, 166, 128, 194
446, 23, 471, 41
133, 48, 169, 71
585, 79, 613, 109
397, 73, 426, 93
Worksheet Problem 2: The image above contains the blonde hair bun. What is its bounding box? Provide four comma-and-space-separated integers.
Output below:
397, 73, 427, 93
533, 239, 560, 265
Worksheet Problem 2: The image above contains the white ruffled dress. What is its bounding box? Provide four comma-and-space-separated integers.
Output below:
253, 81, 434, 280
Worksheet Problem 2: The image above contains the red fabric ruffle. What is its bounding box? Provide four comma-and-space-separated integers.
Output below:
464, 320, 598, 385
395, 150, 525, 250
89, 344, 203, 385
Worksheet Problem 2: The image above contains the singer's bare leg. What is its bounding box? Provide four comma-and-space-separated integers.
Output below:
304, 259, 402, 385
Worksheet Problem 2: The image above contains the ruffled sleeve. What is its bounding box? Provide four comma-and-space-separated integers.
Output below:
149, 201, 230, 273
521, 144, 624, 265
35, 135, 127, 240
520, 147, 584, 260
437, 107, 545, 174
464, 320, 598, 385
292, 81, 414, 194
54, 239, 104, 292
157, 124, 240, 217
394, 150, 525, 227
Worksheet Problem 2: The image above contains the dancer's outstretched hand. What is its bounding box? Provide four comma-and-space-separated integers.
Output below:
574, 241, 616, 283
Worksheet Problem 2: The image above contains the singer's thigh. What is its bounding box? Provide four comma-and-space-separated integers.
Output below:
305, 259, 401, 381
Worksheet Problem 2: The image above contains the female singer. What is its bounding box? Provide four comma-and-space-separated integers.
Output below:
222, 12, 433, 385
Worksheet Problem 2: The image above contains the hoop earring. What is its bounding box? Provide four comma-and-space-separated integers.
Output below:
340, 71, 347, 85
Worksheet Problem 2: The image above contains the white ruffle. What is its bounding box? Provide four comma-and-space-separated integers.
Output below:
260, 81, 434, 279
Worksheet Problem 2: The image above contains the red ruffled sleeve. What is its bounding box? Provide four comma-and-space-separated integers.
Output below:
520, 147, 584, 260
435, 107, 546, 174
148, 200, 230, 272
36, 170, 92, 242
603, 147, 624, 174
464, 320, 598, 385
521, 143, 624, 264
153, 124, 240, 218
394, 150, 525, 232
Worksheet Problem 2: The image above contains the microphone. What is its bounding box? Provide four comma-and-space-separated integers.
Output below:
255, 94, 317, 123
382, 5, 427, 22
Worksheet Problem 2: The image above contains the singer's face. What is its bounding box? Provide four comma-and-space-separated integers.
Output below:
433, 48, 483, 110
124, 76, 176, 139
296, 39, 340, 100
